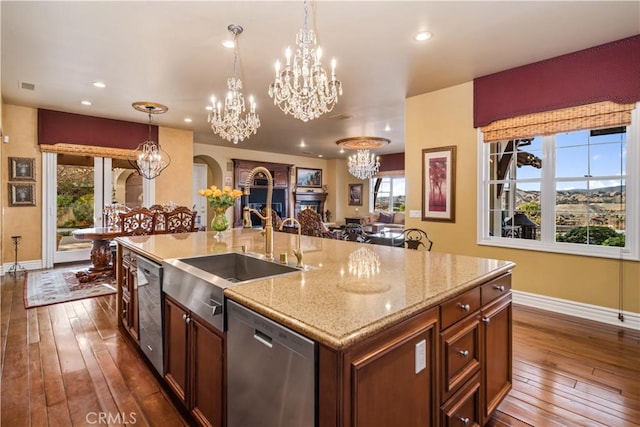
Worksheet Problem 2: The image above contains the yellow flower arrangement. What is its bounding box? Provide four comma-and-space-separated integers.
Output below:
198, 185, 243, 210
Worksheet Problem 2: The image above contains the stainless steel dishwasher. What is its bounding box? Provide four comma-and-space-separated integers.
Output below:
136, 256, 164, 375
226, 299, 316, 427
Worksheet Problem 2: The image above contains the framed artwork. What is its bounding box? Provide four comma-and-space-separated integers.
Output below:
9, 157, 36, 181
9, 183, 36, 206
422, 146, 456, 222
348, 183, 363, 206
296, 167, 322, 188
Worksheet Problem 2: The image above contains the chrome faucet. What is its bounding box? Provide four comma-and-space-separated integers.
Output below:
243, 167, 274, 260
279, 218, 303, 268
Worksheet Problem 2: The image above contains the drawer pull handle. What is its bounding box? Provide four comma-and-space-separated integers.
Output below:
458, 350, 469, 358
494, 285, 505, 292
457, 416, 470, 426
458, 303, 470, 311
482, 317, 491, 324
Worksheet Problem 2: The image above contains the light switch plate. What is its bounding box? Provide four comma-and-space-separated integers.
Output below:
409, 210, 421, 218
415, 339, 426, 374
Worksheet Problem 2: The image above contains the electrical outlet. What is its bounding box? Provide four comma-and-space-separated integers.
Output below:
415, 339, 426, 373
409, 210, 421, 218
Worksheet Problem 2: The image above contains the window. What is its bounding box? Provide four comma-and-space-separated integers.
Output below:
371, 176, 405, 212
479, 108, 638, 260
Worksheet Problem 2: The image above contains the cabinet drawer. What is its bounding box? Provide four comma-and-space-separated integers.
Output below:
441, 316, 480, 402
441, 372, 480, 427
441, 287, 480, 330
481, 274, 511, 306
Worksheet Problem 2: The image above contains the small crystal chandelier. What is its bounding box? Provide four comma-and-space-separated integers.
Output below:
209, 24, 260, 144
129, 102, 170, 179
336, 136, 390, 180
268, 0, 343, 122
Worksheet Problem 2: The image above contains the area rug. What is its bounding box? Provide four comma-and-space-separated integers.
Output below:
24, 264, 117, 309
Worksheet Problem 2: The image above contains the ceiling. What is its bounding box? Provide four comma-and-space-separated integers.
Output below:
2, 1, 639, 160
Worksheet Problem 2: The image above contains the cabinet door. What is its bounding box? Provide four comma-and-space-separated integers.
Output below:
164, 296, 189, 405
440, 372, 481, 427
190, 315, 224, 427
351, 311, 438, 427
128, 257, 139, 341
481, 294, 512, 422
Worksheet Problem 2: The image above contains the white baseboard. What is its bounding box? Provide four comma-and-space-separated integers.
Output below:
1, 260, 44, 276
513, 290, 640, 331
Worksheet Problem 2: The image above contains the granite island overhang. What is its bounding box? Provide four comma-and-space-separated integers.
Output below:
116, 228, 515, 350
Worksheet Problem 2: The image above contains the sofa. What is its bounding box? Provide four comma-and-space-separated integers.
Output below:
362, 210, 405, 231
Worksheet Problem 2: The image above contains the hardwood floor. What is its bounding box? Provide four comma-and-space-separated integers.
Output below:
2, 270, 638, 426
1, 272, 188, 427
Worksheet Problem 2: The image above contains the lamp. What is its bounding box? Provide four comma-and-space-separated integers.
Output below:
209, 24, 260, 144
129, 102, 170, 179
268, 0, 342, 122
336, 136, 390, 180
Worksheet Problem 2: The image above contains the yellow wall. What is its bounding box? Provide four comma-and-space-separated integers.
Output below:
1, 105, 41, 264
155, 127, 194, 207
405, 82, 639, 314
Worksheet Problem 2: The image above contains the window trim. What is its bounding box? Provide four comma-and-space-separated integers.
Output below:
477, 104, 639, 261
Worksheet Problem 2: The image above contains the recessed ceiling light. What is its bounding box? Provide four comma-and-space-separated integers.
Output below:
81, 100, 92, 106
300, 140, 305, 147
339, 148, 345, 154
318, 154, 323, 158
222, 40, 235, 49
415, 31, 432, 41
384, 124, 391, 131
184, 118, 192, 123
92, 81, 106, 88
205, 105, 213, 111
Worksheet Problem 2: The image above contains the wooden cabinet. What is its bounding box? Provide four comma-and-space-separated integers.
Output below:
164, 296, 224, 427
118, 247, 139, 341
438, 274, 511, 426
480, 277, 512, 423
318, 307, 439, 427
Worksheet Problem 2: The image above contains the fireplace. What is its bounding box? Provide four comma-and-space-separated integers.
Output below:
294, 191, 328, 220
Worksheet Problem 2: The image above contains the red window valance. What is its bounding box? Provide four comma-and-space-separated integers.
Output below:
473, 34, 640, 128
38, 108, 157, 150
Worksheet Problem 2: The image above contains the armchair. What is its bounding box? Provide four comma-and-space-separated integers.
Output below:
298, 209, 339, 239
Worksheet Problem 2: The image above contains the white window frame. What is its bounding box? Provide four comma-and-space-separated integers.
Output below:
370, 175, 406, 213
477, 104, 639, 261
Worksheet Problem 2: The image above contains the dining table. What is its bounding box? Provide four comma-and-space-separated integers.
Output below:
72, 226, 123, 272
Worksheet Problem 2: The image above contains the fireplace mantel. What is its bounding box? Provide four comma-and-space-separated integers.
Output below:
294, 191, 328, 220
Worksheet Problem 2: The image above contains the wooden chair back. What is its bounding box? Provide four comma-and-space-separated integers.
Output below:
119, 208, 157, 236
163, 206, 197, 233
298, 209, 338, 239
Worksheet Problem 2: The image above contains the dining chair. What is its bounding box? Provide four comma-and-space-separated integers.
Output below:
298, 209, 339, 239
400, 228, 433, 251
163, 206, 197, 233
119, 208, 157, 236
149, 204, 167, 233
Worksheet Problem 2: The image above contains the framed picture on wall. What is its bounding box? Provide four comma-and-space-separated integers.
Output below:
422, 146, 456, 222
296, 168, 322, 188
9, 157, 36, 181
9, 183, 36, 207
348, 183, 363, 206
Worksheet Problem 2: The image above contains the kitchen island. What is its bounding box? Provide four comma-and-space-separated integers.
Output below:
116, 228, 515, 427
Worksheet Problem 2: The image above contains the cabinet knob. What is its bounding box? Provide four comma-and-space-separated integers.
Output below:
185, 316, 191, 324
482, 317, 491, 324
457, 416, 470, 426
494, 285, 505, 292
458, 303, 470, 312
182, 313, 187, 321
458, 350, 469, 358
122, 309, 127, 316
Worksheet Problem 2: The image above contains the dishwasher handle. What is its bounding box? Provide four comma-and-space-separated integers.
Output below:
253, 329, 273, 348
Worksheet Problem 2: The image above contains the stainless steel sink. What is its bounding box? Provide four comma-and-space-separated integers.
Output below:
177, 253, 299, 283
162, 253, 303, 332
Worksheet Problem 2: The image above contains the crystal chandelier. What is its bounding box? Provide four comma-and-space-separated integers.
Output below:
336, 136, 390, 180
268, 0, 343, 122
209, 24, 260, 144
348, 150, 380, 180
129, 102, 170, 179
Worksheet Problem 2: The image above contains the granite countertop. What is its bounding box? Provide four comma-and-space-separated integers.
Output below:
117, 229, 515, 350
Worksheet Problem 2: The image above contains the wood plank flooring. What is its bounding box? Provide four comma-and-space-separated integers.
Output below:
2, 270, 639, 426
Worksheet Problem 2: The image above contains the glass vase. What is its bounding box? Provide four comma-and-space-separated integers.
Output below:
211, 207, 230, 238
